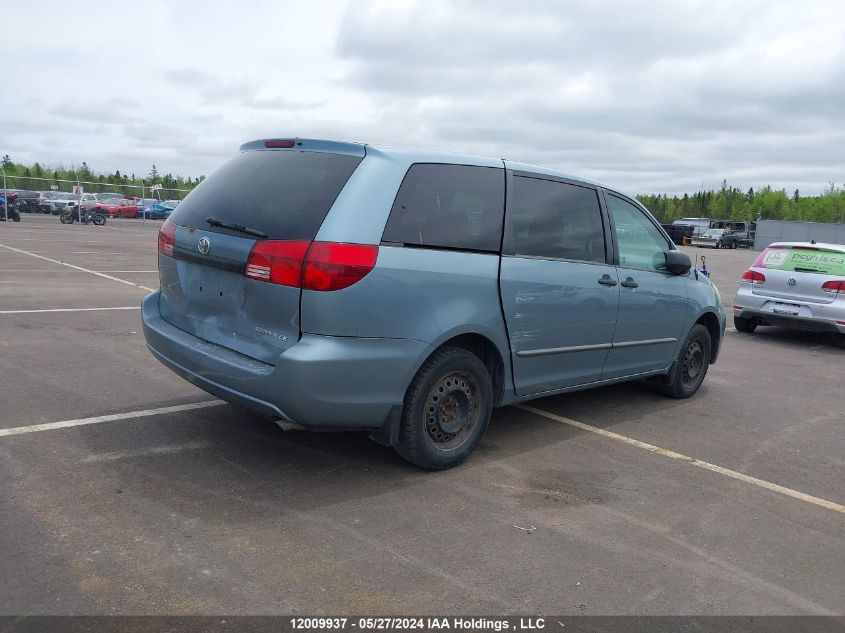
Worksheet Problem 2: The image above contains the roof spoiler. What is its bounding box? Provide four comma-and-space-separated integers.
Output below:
239, 138, 367, 158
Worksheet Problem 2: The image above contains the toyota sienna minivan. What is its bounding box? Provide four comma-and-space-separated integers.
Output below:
142, 138, 726, 469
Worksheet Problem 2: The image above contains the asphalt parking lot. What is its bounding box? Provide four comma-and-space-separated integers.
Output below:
0, 215, 843, 616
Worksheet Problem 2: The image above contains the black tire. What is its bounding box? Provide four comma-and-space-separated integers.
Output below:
734, 316, 756, 333
92, 213, 106, 226
657, 324, 712, 399
830, 333, 845, 349
395, 346, 493, 470
11, 211, 20, 222
60, 212, 74, 224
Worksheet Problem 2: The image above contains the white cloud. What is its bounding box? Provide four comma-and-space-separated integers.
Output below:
1, 0, 843, 193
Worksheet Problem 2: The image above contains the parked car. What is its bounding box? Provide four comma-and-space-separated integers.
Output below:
136, 198, 159, 219
79, 193, 98, 210
41, 191, 80, 214
691, 228, 740, 249
142, 137, 726, 470
93, 198, 140, 218
150, 199, 180, 219
734, 242, 845, 346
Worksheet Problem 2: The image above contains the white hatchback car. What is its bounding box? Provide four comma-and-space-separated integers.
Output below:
734, 242, 845, 345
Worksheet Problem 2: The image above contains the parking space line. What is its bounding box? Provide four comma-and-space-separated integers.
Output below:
0, 243, 155, 292
517, 404, 845, 514
0, 306, 140, 315
82, 440, 213, 462
0, 401, 226, 438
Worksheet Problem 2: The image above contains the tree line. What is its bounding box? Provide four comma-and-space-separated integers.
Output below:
1, 155, 203, 198
636, 179, 845, 225
3, 155, 844, 223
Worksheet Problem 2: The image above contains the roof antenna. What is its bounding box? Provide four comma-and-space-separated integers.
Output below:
811, 239, 817, 244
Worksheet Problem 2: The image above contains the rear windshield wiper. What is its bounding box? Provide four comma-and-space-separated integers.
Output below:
206, 216, 268, 239
793, 267, 825, 273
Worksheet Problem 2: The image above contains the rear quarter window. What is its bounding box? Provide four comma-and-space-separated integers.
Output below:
381, 163, 505, 252
169, 150, 363, 240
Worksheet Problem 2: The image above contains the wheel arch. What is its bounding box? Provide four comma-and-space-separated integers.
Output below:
409, 327, 509, 407
694, 310, 722, 364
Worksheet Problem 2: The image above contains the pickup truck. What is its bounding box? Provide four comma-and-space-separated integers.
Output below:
691, 228, 740, 249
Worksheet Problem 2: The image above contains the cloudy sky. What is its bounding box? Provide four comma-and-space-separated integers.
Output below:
2, 0, 844, 194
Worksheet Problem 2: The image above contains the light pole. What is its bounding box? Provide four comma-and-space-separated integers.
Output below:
2, 169, 7, 223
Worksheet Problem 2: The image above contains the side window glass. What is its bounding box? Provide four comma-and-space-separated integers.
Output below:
606, 194, 669, 271
382, 164, 504, 252
508, 176, 606, 263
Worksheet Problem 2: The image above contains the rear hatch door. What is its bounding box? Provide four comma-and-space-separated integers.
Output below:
158, 145, 364, 363
752, 245, 845, 304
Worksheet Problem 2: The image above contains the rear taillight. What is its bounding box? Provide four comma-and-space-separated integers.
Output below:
158, 219, 177, 258
244, 241, 378, 291
822, 280, 845, 294
302, 242, 379, 291
741, 269, 765, 284
244, 240, 310, 286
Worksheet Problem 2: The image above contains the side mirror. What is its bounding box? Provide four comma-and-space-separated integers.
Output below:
665, 250, 692, 275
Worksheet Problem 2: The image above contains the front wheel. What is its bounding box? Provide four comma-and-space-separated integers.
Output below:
60, 212, 74, 224
91, 213, 106, 226
657, 324, 712, 399
395, 347, 493, 470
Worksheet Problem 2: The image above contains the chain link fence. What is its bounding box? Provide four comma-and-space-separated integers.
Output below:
1, 172, 192, 223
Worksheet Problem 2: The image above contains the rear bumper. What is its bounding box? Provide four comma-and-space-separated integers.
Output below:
141, 291, 430, 428
734, 286, 845, 333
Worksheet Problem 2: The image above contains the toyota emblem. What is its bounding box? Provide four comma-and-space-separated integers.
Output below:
198, 237, 211, 255
787, 277, 797, 286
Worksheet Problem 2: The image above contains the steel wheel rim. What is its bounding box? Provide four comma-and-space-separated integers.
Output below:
682, 339, 705, 389
424, 371, 480, 450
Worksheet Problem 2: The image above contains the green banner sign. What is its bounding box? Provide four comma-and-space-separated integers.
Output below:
762, 248, 845, 275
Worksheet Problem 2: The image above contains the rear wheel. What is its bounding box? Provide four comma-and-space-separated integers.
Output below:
395, 347, 493, 470
657, 324, 711, 399
830, 333, 845, 349
734, 316, 757, 333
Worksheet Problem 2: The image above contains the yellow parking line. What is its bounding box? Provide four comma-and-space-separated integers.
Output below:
517, 404, 845, 515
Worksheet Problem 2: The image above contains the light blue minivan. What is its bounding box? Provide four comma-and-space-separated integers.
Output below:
142, 138, 726, 469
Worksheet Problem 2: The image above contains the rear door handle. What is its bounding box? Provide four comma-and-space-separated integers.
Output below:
621, 277, 639, 288
598, 275, 618, 287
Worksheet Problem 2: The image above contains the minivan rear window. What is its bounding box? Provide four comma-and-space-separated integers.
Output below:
753, 246, 845, 275
169, 150, 363, 240
382, 164, 505, 252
